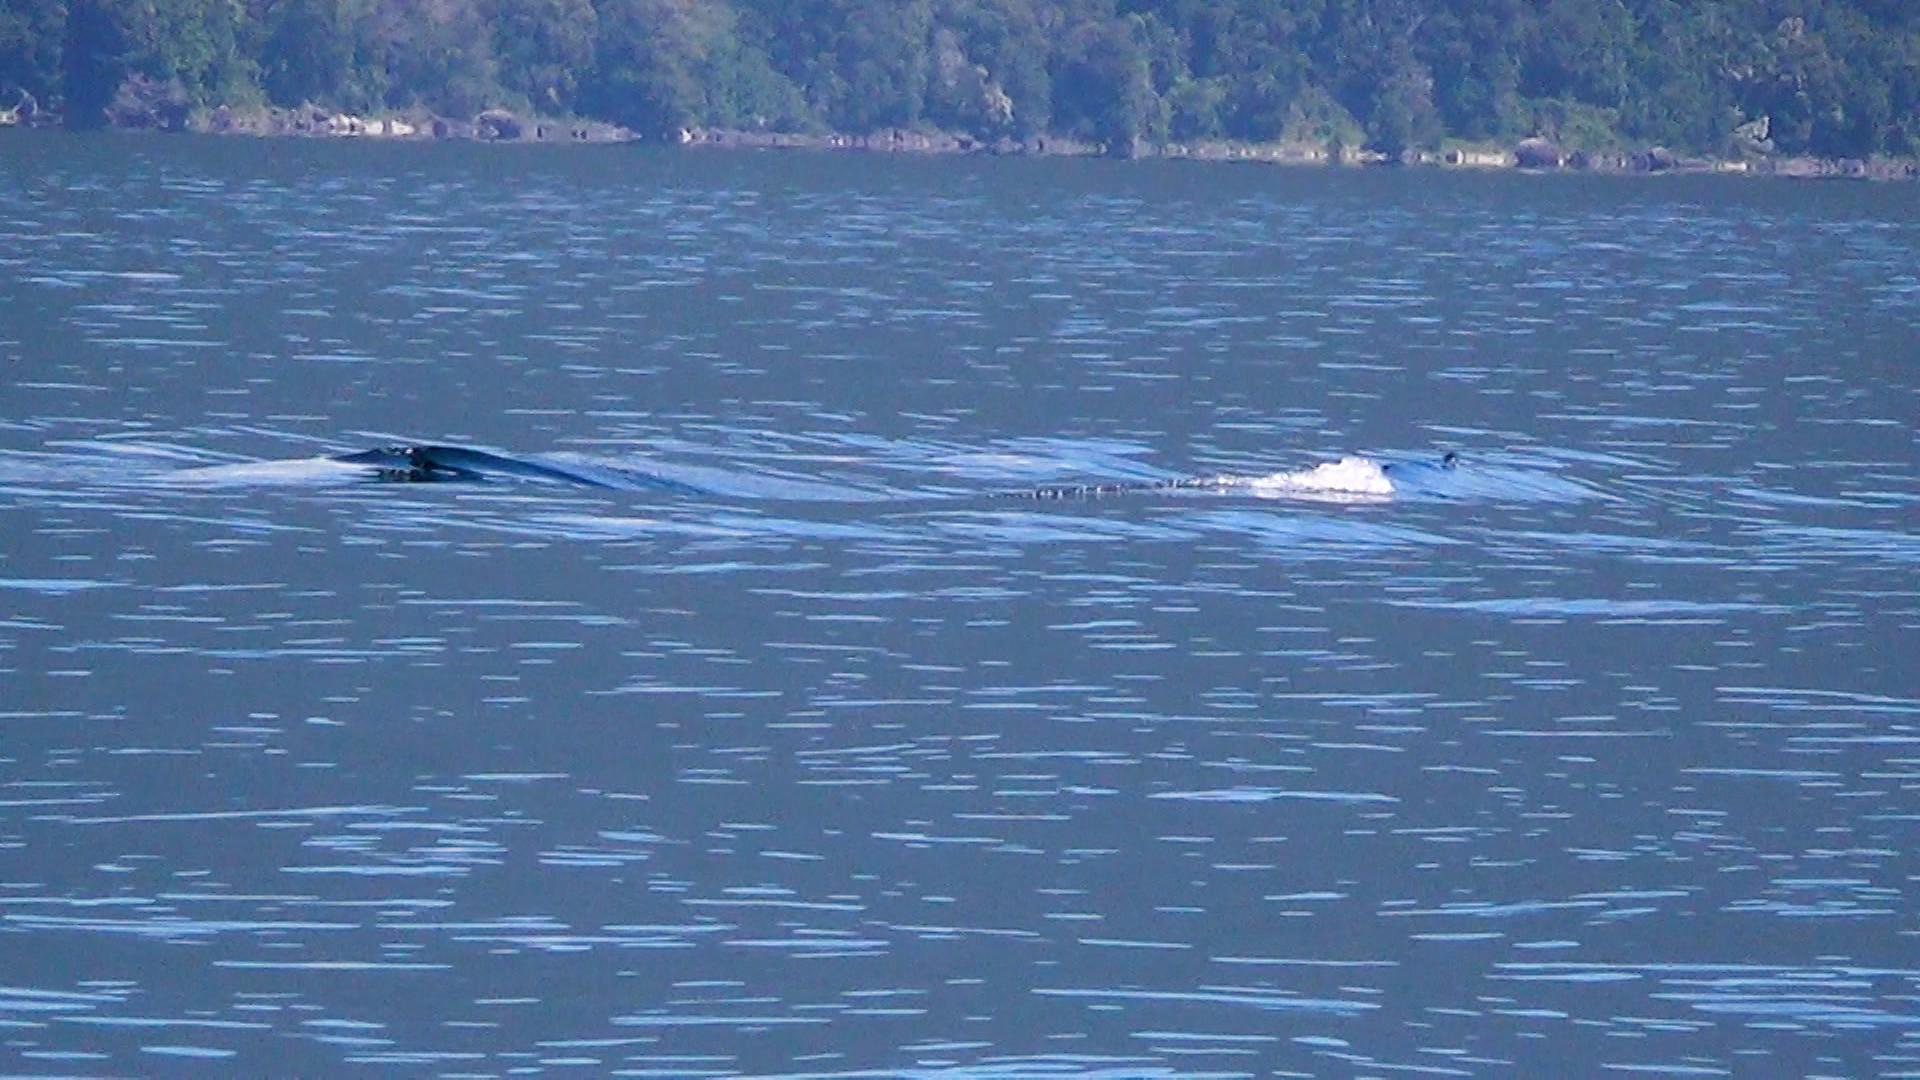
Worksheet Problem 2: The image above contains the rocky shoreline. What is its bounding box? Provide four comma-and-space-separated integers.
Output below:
5, 91, 1913, 182
684, 126, 1918, 181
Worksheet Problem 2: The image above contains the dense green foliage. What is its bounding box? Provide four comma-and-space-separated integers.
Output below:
4, 0, 1915, 157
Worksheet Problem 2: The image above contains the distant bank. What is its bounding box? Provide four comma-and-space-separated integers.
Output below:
682, 125, 1920, 181
5, 100, 1914, 183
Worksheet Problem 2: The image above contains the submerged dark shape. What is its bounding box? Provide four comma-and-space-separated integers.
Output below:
333, 445, 486, 483
332, 445, 707, 494
1382, 451, 1459, 475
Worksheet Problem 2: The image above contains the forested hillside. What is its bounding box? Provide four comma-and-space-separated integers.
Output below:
3, 0, 1916, 159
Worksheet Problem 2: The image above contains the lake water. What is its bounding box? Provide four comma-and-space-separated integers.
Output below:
1, 132, 1916, 1076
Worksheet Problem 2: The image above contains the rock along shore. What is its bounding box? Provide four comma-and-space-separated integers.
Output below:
5, 92, 1913, 182
679, 125, 1919, 180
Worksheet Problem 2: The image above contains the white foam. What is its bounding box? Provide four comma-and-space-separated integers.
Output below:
1246, 457, 1395, 498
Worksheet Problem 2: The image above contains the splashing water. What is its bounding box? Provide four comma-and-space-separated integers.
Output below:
1242, 456, 1396, 498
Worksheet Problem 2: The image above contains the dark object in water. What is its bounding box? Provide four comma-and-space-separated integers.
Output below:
332, 444, 705, 493
333, 445, 487, 483
1382, 451, 1459, 474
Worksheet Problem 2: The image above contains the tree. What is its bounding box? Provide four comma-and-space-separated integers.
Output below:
733, 0, 932, 133
1522, 0, 1633, 108
581, 0, 711, 135
19, 0, 1920, 157
1322, 0, 1439, 155
1212, 0, 1320, 141
61, 0, 255, 126
1052, 15, 1158, 154
1620, 1, 1740, 151
0, 0, 66, 106
489, 0, 594, 111
836, 0, 933, 131
259, 0, 354, 105
1368, 41, 1439, 156
700, 28, 810, 130
1164, 74, 1223, 139
1420, 1, 1527, 141
936, 0, 1052, 137
370, 0, 500, 115
62, 0, 129, 124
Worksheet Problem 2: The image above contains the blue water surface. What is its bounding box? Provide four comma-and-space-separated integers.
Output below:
1, 132, 1917, 1076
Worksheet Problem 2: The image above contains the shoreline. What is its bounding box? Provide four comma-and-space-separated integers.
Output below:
6, 102, 1914, 182
681, 127, 1918, 181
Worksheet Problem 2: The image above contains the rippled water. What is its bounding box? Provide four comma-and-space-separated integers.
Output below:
2, 132, 1917, 1076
